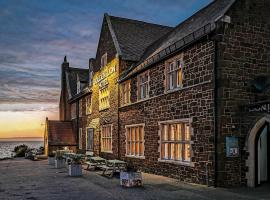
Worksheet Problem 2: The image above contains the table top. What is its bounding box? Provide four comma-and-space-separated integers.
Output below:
90, 156, 106, 161
107, 159, 127, 164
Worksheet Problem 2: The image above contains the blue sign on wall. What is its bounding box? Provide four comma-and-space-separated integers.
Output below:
226, 136, 239, 157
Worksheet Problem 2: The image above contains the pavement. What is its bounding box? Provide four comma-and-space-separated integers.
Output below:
0, 158, 269, 200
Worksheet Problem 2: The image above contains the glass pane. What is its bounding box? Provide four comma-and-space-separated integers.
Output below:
163, 125, 168, 141
139, 142, 144, 156
135, 142, 139, 155
185, 124, 190, 141
161, 143, 165, 159
175, 143, 182, 161
170, 125, 175, 141
170, 143, 175, 160
184, 144, 191, 162
139, 127, 143, 141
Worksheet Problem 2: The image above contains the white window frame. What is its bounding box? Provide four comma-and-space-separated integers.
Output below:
158, 119, 194, 166
79, 128, 83, 150
137, 71, 150, 101
166, 59, 184, 91
125, 124, 145, 159
101, 53, 107, 67
101, 124, 113, 153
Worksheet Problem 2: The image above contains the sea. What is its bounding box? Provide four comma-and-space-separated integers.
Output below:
0, 141, 43, 159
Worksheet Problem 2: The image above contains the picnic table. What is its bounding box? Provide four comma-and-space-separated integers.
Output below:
85, 156, 107, 170
101, 159, 127, 178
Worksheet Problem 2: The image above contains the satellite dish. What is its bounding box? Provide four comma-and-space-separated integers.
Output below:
251, 75, 270, 92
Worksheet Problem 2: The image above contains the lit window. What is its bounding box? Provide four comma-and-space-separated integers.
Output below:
121, 81, 130, 106
86, 128, 94, 151
167, 60, 184, 91
79, 128, 83, 150
138, 71, 149, 100
101, 53, 107, 67
86, 96, 92, 115
159, 120, 191, 163
99, 84, 109, 110
71, 103, 77, 119
126, 125, 144, 158
101, 125, 112, 153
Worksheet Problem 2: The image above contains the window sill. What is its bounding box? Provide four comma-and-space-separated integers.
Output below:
166, 87, 182, 94
125, 155, 145, 159
99, 107, 110, 111
158, 158, 194, 167
101, 151, 113, 154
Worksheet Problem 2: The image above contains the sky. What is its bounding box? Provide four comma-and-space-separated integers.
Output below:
0, 0, 212, 139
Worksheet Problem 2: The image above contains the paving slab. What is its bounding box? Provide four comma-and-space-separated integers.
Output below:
0, 159, 269, 200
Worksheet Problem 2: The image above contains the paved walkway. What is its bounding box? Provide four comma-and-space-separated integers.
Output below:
0, 159, 269, 200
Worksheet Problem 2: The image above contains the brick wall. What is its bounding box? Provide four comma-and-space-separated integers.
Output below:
216, 0, 270, 187
119, 38, 216, 186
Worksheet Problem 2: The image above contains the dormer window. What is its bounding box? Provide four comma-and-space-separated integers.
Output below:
101, 53, 107, 67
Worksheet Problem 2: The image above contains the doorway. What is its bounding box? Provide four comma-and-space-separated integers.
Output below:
86, 128, 94, 152
255, 123, 269, 186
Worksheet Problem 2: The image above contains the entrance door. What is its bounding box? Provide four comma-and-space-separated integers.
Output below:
86, 128, 94, 152
256, 123, 269, 186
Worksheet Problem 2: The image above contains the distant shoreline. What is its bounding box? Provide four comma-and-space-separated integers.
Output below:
0, 137, 43, 142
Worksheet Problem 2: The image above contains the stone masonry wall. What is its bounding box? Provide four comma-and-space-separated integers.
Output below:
119, 38, 216, 186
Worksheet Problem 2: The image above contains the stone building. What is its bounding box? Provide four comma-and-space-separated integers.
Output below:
49, 0, 269, 188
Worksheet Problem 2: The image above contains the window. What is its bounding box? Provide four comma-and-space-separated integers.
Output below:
86, 128, 94, 151
71, 103, 77, 119
101, 53, 107, 67
126, 125, 144, 158
86, 96, 92, 115
159, 120, 191, 163
167, 60, 184, 91
121, 81, 130, 106
89, 71, 93, 86
99, 84, 109, 110
79, 99, 82, 117
101, 125, 112, 153
137, 71, 149, 100
79, 128, 83, 149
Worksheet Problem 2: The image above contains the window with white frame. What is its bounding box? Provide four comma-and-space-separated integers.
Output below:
101, 53, 107, 67
137, 71, 149, 100
86, 95, 92, 115
71, 103, 77, 119
167, 60, 184, 91
101, 125, 112, 152
126, 125, 144, 158
99, 85, 109, 110
159, 120, 191, 163
79, 128, 83, 149
121, 81, 130, 106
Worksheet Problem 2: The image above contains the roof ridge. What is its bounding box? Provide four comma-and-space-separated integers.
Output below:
107, 13, 173, 29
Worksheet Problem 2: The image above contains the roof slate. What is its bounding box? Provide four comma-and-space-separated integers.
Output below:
119, 0, 236, 81
47, 121, 76, 146
66, 67, 89, 98
107, 15, 173, 61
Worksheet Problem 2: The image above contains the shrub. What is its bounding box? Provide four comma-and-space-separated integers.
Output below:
14, 144, 29, 157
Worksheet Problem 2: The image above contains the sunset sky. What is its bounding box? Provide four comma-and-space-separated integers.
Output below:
0, 0, 211, 139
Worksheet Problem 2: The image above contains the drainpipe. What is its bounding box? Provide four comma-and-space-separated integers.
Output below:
76, 101, 79, 152
117, 56, 121, 159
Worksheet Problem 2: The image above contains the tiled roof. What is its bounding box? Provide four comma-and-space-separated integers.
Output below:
106, 14, 173, 61
66, 67, 89, 98
119, 0, 236, 82
47, 120, 76, 146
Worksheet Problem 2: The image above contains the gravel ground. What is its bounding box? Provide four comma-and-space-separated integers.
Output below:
0, 158, 269, 200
